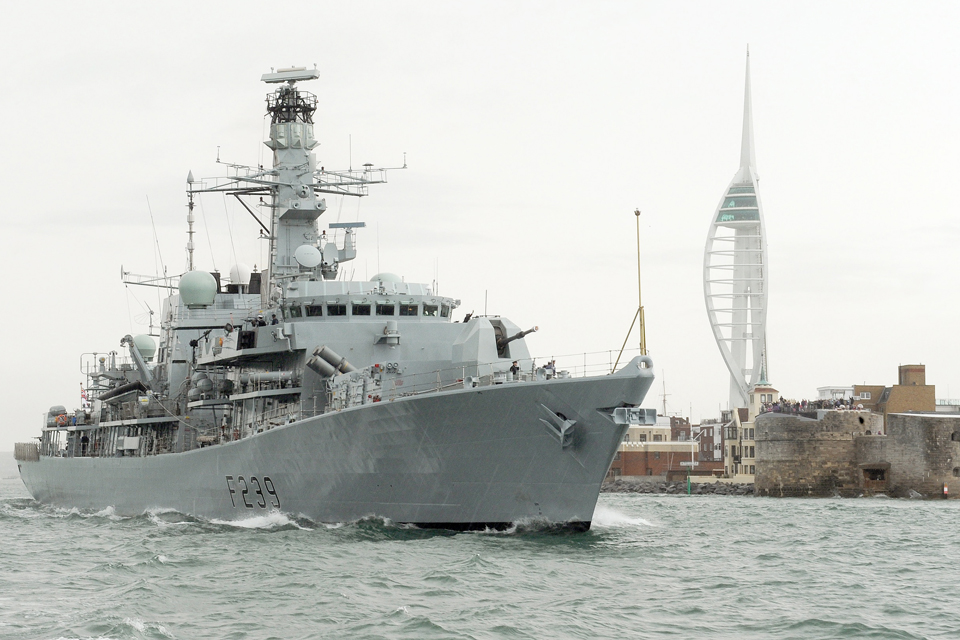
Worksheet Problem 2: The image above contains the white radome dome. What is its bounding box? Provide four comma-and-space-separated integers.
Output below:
370, 272, 402, 284
295, 245, 323, 268
179, 270, 217, 309
133, 334, 157, 361
229, 263, 252, 285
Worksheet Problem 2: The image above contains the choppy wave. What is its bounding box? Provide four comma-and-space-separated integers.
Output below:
592, 503, 655, 528
4, 479, 960, 639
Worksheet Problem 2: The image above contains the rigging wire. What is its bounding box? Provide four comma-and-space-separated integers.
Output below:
145, 195, 166, 279
125, 285, 135, 334
197, 194, 217, 271
222, 194, 239, 272
145, 195, 167, 320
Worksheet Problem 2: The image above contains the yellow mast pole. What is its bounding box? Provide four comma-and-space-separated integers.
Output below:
611, 209, 648, 373
635, 209, 647, 356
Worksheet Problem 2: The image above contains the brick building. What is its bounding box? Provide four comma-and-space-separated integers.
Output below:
854, 364, 935, 428
607, 417, 699, 481
692, 419, 724, 465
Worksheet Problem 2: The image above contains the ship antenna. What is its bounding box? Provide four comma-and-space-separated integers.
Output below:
186, 171, 196, 271
611, 208, 647, 371
636, 207, 647, 356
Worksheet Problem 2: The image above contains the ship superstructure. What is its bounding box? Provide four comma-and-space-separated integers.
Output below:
16, 67, 656, 530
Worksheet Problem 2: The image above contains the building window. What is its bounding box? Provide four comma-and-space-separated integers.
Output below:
750, 465, 755, 474
952, 431, 960, 442
614, 452, 621, 461
654, 452, 660, 459
678, 432, 686, 441
638, 434, 647, 442
749, 446, 755, 458
860, 392, 871, 400
623, 434, 630, 442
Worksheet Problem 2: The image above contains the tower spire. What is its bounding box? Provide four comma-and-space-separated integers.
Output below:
737, 46, 757, 181
704, 47, 769, 411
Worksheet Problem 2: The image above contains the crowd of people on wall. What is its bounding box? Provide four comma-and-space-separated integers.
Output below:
759, 397, 865, 415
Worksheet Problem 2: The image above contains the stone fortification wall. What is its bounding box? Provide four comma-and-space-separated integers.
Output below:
754, 411, 883, 497
866, 413, 960, 497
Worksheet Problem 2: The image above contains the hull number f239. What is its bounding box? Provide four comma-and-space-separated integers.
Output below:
225, 475, 280, 509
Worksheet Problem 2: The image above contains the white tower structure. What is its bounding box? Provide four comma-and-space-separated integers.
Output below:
703, 48, 769, 410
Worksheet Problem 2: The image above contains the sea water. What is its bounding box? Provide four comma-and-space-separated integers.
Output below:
2, 475, 958, 640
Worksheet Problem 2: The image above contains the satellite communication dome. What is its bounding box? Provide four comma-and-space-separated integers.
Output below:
133, 334, 157, 362
370, 272, 402, 284
229, 263, 252, 285
295, 244, 323, 268
179, 270, 217, 309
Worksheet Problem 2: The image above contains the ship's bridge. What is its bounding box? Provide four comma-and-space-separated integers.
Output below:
282, 275, 460, 323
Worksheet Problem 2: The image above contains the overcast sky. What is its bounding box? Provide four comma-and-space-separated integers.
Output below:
2, 1, 959, 448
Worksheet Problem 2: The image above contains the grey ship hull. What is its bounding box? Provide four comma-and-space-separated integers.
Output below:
20, 372, 649, 529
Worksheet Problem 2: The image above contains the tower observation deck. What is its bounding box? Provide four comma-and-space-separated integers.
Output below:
703, 49, 769, 410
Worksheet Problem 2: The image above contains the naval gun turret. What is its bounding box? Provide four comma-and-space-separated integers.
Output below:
496, 326, 538, 358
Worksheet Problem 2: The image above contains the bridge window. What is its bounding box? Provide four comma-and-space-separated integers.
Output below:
423, 305, 438, 317
305, 305, 323, 317
286, 305, 302, 318
399, 304, 418, 316
352, 304, 371, 316
728, 186, 755, 194
376, 304, 395, 316
327, 304, 346, 316
441, 305, 450, 318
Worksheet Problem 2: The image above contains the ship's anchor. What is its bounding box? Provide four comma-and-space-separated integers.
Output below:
539, 405, 576, 448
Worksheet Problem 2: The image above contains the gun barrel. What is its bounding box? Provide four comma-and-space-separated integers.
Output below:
497, 326, 539, 348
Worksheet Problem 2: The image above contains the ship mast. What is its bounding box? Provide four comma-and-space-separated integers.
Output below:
185, 66, 401, 300
186, 171, 196, 271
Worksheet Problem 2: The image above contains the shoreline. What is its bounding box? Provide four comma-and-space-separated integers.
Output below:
602, 478, 755, 496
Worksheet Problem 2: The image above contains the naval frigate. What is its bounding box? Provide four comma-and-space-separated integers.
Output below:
15, 67, 656, 530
